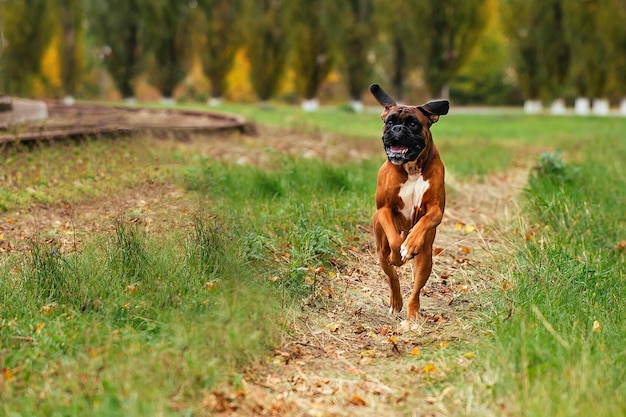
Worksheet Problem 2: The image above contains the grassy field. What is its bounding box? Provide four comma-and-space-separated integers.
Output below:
1, 103, 625, 415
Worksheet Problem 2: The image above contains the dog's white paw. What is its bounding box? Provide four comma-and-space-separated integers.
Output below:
400, 243, 408, 260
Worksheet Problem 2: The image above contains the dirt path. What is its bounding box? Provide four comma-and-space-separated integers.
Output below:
213, 170, 527, 417
0, 128, 528, 416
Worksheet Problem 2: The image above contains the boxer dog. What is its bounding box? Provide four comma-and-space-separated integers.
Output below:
370, 84, 449, 319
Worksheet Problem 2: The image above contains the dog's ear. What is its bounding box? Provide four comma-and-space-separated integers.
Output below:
370, 84, 397, 108
418, 100, 449, 124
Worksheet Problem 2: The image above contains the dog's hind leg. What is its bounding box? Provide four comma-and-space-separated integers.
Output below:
407, 230, 435, 318
379, 254, 403, 314
374, 214, 403, 314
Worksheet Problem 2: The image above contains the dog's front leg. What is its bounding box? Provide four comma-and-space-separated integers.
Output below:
400, 205, 443, 261
376, 207, 405, 266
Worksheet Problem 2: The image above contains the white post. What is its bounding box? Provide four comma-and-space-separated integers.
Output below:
591, 98, 610, 116
574, 97, 590, 115
208, 97, 222, 107
302, 98, 319, 112
524, 99, 542, 114
350, 100, 364, 112
549, 98, 567, 115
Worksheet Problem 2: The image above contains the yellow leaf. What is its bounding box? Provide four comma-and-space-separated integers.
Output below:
328, 323, 340, 332
206, 281, 217, 290
411, 347, 421, 356
463, 352, 476, 359
35, 323, 45, 334
460, 246, 472, 254
464, 225, 476, 233
422, 363, 437, 373
592, 320, 602, 333
360, 349, 376, 357
388, 336, 398, 344
437, 341, 448, 349
329, 271, 336, 278
268, 275, 280, 282
2, 367, 14, 381
455, 223, 464, 230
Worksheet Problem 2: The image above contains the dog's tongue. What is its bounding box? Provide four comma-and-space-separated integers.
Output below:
390, 145, 409, 154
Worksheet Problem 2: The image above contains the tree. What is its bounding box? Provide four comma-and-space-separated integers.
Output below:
372, 1, 421, 101
143, 0, 195, 101
608, 0, 626, 113
449, 11, 518, 105
284, 0, 338, 110
336, 0, 376, 110
242, 0, 288, 102
84, 0, 144, 100
195, 0, 243, 104
56, 0, 84, 99
417, 0, 491, 99
0, 0, 54, 96
501, 0, 570, 108
562, 1, 613, 100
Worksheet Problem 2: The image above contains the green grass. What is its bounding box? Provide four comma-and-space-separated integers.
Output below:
482, 138, 626, 416
0, 216, 284, 415
0, 151, 376, 415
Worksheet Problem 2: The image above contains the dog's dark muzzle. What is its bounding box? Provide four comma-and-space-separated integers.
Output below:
382, 126, 425, 165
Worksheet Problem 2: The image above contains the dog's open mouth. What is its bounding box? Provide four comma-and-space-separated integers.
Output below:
385, 144, 417, 165
389, 145, 409, 154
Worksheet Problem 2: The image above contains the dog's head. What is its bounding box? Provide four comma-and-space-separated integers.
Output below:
370, 84, 449, 166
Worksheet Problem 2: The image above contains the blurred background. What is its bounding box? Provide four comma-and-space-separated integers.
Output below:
1, 0, 625, 114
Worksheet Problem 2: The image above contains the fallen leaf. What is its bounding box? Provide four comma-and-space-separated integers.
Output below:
422, 363, 437, 373
616, 240, 626, 252
455, 223, 464, 230
592, 320, 602, 333
353, 325, 366, 334
2, 368, 14, 381
411, 347, 421, 356
349, 394, 367, 406
464, 225, 476, 233
433, 247, 444, 256
312, 266, 324, 274
437, 341, 448, 349
35, 323, 45, 334
268, 275, 281, 282
460, 246, 472, 254
328, 323, 340, 332
378, 326, 393, 336
42, 304, 55, 314
360, 349, 376, 357
388, 336, 398, 344
463, 352, 476, 359
359, 357, 373, 365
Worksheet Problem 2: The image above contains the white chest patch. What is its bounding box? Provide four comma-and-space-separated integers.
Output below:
398, 174, 430, 220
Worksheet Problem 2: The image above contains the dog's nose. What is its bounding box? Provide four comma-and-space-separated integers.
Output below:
391, 125, 403, 133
